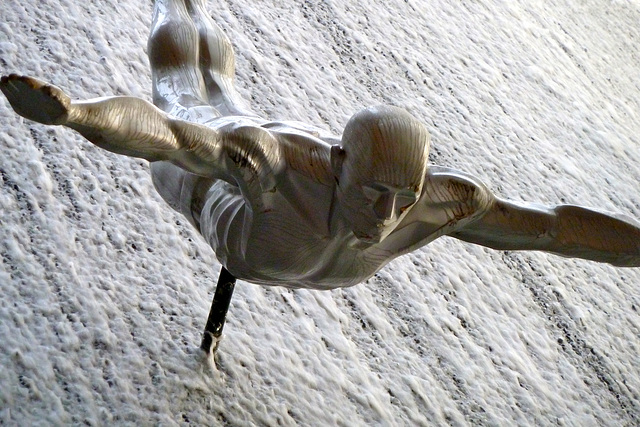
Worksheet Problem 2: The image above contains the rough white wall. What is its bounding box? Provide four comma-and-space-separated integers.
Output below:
1, 0, 639, 424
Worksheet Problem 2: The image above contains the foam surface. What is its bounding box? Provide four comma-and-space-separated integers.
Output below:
1, 0, 639, 424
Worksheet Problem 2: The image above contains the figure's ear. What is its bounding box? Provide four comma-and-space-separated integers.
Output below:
330, 145, 345, 182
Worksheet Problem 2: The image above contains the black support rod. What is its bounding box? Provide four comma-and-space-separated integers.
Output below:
200, 267, 236, 354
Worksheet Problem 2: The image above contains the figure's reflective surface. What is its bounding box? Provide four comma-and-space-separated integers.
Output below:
2, 0, 640, 291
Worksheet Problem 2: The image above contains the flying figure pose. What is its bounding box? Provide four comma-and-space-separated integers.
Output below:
2, 0, 640, 352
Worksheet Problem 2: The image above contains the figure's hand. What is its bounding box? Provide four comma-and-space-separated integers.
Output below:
0, 74, 71, 125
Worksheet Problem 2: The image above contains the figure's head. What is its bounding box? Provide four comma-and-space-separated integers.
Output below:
333, 105, 431, 243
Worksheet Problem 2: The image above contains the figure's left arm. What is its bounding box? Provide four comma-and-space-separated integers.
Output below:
450, 190, 640, 268
397, 166, 640, 267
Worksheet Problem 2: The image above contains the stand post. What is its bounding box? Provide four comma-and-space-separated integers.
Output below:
200, 267, 236, 354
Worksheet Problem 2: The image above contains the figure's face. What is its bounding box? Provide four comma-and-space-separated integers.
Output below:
334, 104, 430, 243
337, 175, 423, 244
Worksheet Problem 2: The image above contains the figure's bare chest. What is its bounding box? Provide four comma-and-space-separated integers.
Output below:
241, 213, 390, 289
200, 186, 388, 289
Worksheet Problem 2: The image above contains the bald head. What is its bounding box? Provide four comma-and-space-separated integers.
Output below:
341, 105, 430, 190
336, 106, 431, 243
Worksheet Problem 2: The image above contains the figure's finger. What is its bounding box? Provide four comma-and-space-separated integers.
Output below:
2, 74, 23, 91
12, 75, 35, 89
1, 75, 28, 100
0, 81, 11, 98
0, 75, 16, 94
2, 75, 42, 94
0, 73, 18, 85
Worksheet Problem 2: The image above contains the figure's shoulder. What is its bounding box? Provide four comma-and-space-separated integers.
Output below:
261, 120, 336, 186
422, 165, 490, 198
205, 116, 336, 185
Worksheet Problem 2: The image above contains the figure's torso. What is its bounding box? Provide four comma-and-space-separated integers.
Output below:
195, 166, 398, 289
152, 115, 438, 289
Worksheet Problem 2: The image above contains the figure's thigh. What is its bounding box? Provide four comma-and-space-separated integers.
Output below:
148, 0, 221, 121
188, 1, 254, 116
148, 0, 251, 119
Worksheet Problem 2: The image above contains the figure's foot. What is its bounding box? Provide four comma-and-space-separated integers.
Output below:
0, 74, 71, 125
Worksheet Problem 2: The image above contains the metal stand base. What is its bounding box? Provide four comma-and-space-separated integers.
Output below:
200, 267, 236, 354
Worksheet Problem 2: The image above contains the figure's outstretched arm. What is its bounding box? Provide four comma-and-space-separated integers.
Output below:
451, 195, 640, 268
397, 166, 640, 267
1, 74, 241, 177
1, 74, 283, 191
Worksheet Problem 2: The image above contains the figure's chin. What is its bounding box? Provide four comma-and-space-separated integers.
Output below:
349, 236, 378, 250
350, 221, 401, 245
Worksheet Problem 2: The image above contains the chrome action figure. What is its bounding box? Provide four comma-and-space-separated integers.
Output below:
2, 0, 639, 352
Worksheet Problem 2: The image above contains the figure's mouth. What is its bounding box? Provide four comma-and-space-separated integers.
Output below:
358, 235, 381, 244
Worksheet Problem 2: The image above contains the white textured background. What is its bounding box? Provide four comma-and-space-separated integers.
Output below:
1, 0, 640, 425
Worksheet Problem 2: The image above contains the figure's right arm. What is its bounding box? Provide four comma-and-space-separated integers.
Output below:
0, 75, 225, 176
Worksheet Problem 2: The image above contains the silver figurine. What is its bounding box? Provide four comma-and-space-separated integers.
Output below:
3, 0, 639, 352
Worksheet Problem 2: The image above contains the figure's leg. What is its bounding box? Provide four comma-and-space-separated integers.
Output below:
186, 0, 254, 116
148, 0, 219, 121
149, 1, 248, 353
148, 0, 252, 121
147, 0, 217, 245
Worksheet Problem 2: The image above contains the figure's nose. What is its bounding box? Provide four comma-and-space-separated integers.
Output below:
363, 182, 419, 223
373, 192, 398, 222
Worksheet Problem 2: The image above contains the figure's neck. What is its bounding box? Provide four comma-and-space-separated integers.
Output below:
328, 191, 378, 252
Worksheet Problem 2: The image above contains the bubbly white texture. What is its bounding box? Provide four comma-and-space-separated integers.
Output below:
1, 0, 640, 424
